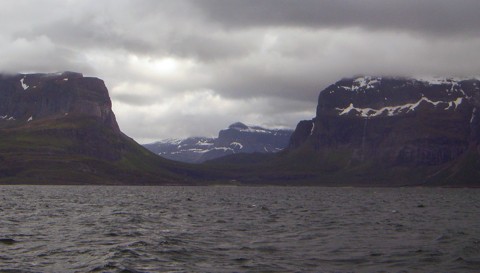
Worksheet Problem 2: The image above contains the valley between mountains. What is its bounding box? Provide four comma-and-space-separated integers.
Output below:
1, 73, 479, 186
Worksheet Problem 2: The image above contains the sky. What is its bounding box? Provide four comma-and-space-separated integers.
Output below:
1, 0, 480, 143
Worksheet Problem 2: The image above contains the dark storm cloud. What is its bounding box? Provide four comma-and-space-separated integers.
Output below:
192, 0, 480, 36
209, 63, 323, 102
9, 0, 256, 64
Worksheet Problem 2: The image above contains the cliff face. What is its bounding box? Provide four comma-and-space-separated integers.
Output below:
204, 122, 292, 162
288, 76, 480, 186
215, 122, 292, 153
0, 72, 119, 132
0, 72, 200, 185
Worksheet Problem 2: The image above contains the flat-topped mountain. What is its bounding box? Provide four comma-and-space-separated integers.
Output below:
287, 76, 480, 186
143, 122, 293, 163
0, 72, 119, 132
0, 72, 208, 185
205, 76, 480, 186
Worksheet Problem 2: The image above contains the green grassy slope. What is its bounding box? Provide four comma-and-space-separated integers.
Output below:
2, 115, 478, 186
0, 117, 220, 185
203, 140, 480, 187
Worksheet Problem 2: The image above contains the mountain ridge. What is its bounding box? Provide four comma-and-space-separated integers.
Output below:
143, 122, 293, 163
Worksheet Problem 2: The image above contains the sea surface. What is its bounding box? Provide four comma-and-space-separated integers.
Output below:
0, 186, 479, 273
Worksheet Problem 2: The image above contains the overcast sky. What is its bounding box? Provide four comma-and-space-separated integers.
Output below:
1, 0, 480, 143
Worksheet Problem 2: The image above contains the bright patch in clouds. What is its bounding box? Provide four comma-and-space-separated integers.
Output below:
114, 89, 313, 143
114, 89, 243, 143
129, 55, 183, 77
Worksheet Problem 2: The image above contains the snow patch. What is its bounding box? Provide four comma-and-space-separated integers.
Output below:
1, 115, 16, 121
340, 76, 381, 92
212, 147, 234, 152
195, 140, 214, 146
336, 97, 464, 117
20, 77, 29, 90
444, 97, 463, 110
310, 122, 315, 135
27, 116, 33, 122
415, 77, 475, 86
230, 142, 243, 149
237, 127, 271, 134
187, 148, 210, 153
339, 103, 356, 115
337, 76, 478, 94
416, 77, 452, 85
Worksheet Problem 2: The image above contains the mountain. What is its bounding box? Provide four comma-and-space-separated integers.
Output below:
286, 76, 480, 186
3, 73, 479, 186
143, 137, 215, 164
143, 122, 293, 163
0, 72, 209, 185
205, 76, 480, 186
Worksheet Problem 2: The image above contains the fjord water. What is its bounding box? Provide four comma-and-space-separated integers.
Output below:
1, 186, 479, 273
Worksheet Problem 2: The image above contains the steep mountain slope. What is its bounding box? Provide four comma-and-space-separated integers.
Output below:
144, 122, 292, 163
0, 72, 208, 185
204, 76, 480, 186
286, 76, 480, 186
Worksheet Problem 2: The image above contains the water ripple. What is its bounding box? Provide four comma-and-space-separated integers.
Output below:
0, 186, 479, 272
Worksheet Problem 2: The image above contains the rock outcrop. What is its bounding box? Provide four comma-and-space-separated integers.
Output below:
288, 76, 480, 186
0, 72, 119, 132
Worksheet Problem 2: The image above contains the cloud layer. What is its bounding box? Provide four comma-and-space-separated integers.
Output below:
1, 0, 479, 143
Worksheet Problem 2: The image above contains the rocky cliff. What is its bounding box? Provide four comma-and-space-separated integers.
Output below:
3, 72, 478, 186
0, 72, 119, 132
144, 122, 293, 163
288, 76, 480, 186
0, 72, 204, 185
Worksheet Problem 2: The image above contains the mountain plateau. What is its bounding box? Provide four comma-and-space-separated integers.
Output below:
0, 72, 211, 185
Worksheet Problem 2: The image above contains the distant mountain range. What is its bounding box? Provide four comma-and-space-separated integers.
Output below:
143, 122, 293, 163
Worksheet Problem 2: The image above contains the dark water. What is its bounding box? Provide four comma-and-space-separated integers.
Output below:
0, 186, 479, 273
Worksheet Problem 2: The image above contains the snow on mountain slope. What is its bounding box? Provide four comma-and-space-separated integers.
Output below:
143, 122, 293, 163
